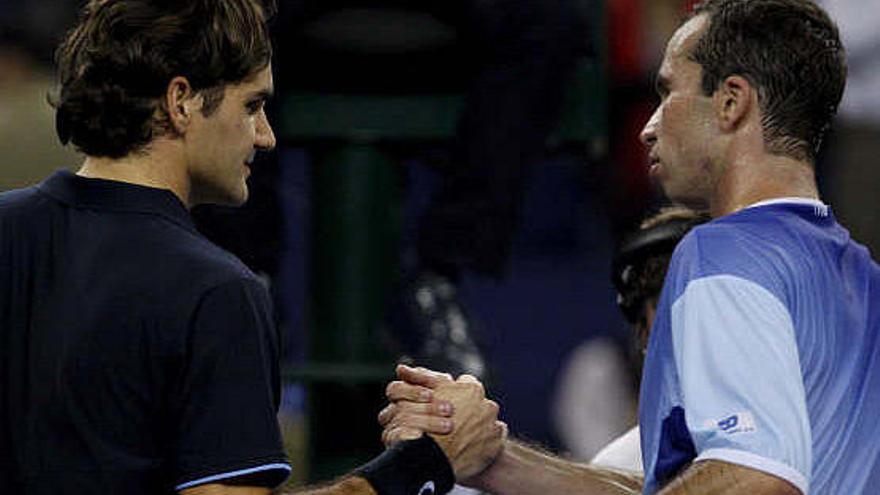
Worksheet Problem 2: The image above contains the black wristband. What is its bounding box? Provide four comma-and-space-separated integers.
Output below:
354, 435, 455, 495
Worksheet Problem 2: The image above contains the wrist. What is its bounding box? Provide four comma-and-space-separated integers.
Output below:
462, 439, 513, 492
355, 435, 455, 495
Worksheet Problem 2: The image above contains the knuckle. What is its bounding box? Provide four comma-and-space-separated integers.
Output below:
378, 404, 395, 424
386, 427, 401, 443
385, 381, 400, 397
460, 381, 478, 393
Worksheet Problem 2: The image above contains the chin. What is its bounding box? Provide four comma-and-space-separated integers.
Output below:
225, 187, 249, 207
190, 172, 250, 206
217, 176, 250, 206
195, 185, 249, 207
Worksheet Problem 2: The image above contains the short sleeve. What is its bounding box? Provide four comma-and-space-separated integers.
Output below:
171, 278, 291, 491
671, 275, 810, 493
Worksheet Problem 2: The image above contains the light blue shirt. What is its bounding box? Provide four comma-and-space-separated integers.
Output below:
639, 200, 880, 494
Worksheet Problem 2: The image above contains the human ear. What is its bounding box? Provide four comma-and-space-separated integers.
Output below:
164, 76, 199, 134
714, 75, 754, 132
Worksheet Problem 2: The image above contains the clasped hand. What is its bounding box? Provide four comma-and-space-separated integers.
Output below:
378, 364, 508, 483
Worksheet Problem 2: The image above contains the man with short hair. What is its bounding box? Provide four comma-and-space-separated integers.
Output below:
0, 1, 503, 494
382, 1, 880, 493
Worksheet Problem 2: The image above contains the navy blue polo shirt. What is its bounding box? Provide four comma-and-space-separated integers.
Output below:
0, 171, 291, 494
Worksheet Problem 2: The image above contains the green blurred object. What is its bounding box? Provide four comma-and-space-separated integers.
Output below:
301, 144, 402, 480
310, 145, 401, 365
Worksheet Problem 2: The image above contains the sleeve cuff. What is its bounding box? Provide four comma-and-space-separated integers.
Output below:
175, 462, 292, 491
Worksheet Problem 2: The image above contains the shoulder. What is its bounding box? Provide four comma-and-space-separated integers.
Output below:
124, 211, 262, 293
672, 213, 785, 267
166, 238, 270, 318
180, 235, 258, 284
102, 216, 267, 315
665, 213, 796, 302
0, 185, 52, 218
0, 186, 67, 254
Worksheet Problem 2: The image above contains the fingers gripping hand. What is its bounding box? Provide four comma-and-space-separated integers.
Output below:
395, 364, 454, 389
379, 365, 456, 446
378, 401, 454, 428
429, 375, 507, 482
378, 401, 455, 447
381, 425, 423, 445
384, 366, 456, 413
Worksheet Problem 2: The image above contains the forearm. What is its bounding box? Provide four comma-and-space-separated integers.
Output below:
471, 440, 642, 495
656, 461, 800, 495
276, 476, 376, 495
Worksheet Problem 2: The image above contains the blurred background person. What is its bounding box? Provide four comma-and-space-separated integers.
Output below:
553, 206, 709, 464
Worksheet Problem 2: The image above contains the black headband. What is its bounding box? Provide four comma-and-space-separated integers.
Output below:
612, 216, 708, 295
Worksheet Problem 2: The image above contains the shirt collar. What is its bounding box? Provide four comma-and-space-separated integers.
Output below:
744, 197, 826, 210
37, 169, 196, 232
742, 196, 830, 218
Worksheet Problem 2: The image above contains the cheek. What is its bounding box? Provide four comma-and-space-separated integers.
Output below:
655, 105, 683, 156
241, 115, 258, 138
666, 101, 707, 153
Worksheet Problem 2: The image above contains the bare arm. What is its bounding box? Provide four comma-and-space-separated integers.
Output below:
471, 439, 800, 495
277, 476, 377, 495
656, 460, 801, 495
179, 475, 377, 495
470, 439, 642, 495
180, 484, 272, 495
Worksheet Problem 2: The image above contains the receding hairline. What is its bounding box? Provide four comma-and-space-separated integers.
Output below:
669, 14, 710, 64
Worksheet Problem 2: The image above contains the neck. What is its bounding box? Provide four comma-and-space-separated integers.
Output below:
709, 149, 819, 218
77, 141, 192, 208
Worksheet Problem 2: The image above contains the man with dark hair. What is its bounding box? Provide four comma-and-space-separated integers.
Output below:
0, 1, 504, 494
381, 0, 880, 493
611, 207, 711, 357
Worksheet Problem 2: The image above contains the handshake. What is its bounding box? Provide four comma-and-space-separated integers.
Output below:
376, 364, 509, 487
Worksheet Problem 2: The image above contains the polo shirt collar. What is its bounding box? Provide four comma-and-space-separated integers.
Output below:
37, 169, 196, 232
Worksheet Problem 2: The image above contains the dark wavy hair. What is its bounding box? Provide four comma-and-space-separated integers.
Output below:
52, 0, 275, 158
689, 0, 846, 162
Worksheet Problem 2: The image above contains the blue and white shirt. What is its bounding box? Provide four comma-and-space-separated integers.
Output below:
639, 199, 880, 494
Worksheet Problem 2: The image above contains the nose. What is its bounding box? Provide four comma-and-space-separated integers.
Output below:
640, 106, 660, 148
255, 109, 276, 152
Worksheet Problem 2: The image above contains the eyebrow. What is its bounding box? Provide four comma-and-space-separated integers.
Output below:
249, 88, 274, 101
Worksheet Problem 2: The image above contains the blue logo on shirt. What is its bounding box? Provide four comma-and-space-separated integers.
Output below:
718, 415, 739, 432
705, 412, 756, 435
